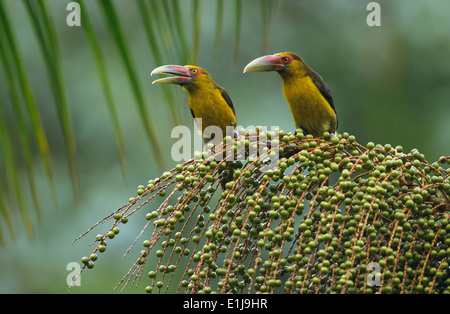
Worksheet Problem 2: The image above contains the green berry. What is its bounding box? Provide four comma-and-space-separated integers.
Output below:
143, 240, 151, 247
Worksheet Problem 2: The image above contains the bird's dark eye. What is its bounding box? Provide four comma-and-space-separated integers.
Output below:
191, 69, 198, 74
281, 56, 290, 63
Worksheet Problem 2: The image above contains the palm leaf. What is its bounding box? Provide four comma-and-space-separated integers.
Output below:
23, 0, 79, 197
214, 0, 225, 60
0, 0, 275, 243
99, 0, 165, 170
191, 0, 202, 64
0, 99, 33, 239
0, 176, 11, 246
0, 33, 42, 226
260, 0, 272, 54
78, 0, 130, 182
0, 2, 55, 204
0, 1, 59, 241
232, 0, 242, 67
138, 0, 181, 126
170, 0, 190, 64
148, 0, 177, 61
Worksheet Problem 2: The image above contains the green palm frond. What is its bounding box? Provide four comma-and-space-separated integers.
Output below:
213, 0, 225, 59
24, 0, 79, 197
99, 0, 165, 170
0, 1, 56, 240
0, 0, 272, 244
232, 0, 242, 67
138, 0, 181, 126
79, 0, 130, 181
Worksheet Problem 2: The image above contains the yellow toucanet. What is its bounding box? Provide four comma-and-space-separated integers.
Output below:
244, 52, 337, 137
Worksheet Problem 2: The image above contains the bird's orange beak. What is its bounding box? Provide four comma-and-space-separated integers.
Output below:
151, 65, 192, 85
243, 55, 284, 73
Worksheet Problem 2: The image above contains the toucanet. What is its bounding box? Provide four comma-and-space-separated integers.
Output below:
151, 65, 237, 144
151, 65, 237, 189
244, 52, 337, 137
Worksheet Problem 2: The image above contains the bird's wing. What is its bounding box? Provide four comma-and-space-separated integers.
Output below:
309, 72, 336, 114
218, 86, 236, 118
309, 71, 338, 128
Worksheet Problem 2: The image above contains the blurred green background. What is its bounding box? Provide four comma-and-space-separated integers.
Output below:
0, 0, 449, 293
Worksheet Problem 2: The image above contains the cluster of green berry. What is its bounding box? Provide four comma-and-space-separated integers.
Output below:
73, 129, 450, 294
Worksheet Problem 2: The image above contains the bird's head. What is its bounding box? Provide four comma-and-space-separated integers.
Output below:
151, 65, 212, 89
243, 52, 306, 76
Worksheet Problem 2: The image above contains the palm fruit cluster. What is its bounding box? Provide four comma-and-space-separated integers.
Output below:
73, 128, 450, 294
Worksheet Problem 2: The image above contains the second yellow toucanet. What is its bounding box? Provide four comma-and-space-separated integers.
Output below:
244, 52, 338, 137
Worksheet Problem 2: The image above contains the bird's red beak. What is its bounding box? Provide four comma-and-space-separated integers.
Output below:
243, 55, 284, 73
151, 65, 192, 85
